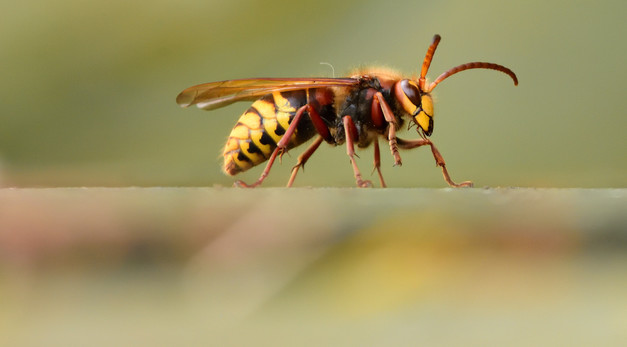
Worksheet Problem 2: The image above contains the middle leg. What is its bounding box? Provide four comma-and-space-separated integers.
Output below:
372, 137, 387, 187
286, 135, 324, 187
343, 116, 372, 188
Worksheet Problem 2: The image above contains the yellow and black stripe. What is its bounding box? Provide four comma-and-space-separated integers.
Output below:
223, 89, 335, 175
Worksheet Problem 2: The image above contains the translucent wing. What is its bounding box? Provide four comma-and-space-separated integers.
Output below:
176, 77, 358, 110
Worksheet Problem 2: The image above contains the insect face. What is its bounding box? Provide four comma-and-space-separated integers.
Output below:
393, 79, 435, 136
415, 93, 434, 136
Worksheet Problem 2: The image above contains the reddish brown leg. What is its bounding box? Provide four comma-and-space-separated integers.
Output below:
235, 104, 310, 188
373, 92, 402, 166
372, 137, 387, 187
343, 116, 372, 188
286, 135, 324, 187
397, 137, 473, 188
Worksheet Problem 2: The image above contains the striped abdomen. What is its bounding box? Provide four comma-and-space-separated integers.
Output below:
223, 88, 335, 175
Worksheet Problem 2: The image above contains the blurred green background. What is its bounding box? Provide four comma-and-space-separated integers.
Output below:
1, 0, 625, 188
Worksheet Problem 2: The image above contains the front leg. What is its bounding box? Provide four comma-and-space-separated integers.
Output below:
372, 92, 402, 166
397, 137, 473, 188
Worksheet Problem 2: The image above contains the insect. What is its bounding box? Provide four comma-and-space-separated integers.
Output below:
176, 34, 517, 188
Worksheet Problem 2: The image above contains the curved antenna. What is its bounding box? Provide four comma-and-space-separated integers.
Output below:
419, 34, 441, 90
427, 62, 518, 92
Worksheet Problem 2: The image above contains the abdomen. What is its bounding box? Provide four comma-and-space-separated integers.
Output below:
223, 89, 335, 175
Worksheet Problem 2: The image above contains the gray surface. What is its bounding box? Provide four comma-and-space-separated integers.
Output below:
1, 187, 626, 345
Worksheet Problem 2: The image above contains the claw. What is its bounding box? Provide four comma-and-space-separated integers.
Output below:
278, 148, 288, 164
233, 180, 249, 188
234, 180, 258, 188
357, 179, 373, 188
453, 181, 474, 188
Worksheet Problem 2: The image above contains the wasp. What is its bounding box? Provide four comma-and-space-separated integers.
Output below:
176, 34, 517, 188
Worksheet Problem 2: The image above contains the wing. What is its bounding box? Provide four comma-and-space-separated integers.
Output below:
176, 77, 359, 110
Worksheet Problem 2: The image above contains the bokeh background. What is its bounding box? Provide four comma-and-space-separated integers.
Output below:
1, 0, 625, 188
2, 1, 627, 346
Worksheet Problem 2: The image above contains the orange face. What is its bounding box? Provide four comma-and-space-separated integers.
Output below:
394, 79, 435, 136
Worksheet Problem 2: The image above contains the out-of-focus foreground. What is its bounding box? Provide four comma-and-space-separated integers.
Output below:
1, 188, 625, 345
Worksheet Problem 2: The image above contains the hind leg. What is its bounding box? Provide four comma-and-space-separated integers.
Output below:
234, 104, 311, 188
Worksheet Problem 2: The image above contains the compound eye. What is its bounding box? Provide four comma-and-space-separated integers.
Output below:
400, 80, 421, 109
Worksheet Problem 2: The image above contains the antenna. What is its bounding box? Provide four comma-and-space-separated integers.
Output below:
419, 34, 441, 90
427, 62, 518, 92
